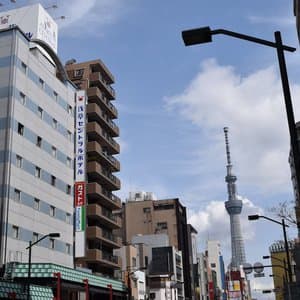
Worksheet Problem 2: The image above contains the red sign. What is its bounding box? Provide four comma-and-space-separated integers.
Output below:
75, 182, 86, 206
208, 281, 214, 300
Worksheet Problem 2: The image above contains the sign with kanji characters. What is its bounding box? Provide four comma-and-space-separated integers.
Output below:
75, 90, 87, 258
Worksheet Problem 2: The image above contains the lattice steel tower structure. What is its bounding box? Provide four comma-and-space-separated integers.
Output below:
224, 127, 246, 269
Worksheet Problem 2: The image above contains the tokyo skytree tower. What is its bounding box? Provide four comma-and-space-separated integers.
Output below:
223, 127, 246, 269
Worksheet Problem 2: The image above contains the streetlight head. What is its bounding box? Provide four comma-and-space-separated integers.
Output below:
182, 26, 212, 46
262, 255, 270, 259
248, 214, 260, 221
49, 233, 60, 238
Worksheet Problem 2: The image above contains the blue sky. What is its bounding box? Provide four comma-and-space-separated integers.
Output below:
4, 0, 300, 298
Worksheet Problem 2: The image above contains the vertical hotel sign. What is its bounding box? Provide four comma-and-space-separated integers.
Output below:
75, 90, 86, 258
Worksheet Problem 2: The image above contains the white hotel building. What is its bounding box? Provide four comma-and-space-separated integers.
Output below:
0, 4, 76, 268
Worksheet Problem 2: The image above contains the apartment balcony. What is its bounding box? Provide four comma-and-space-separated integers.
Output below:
87, 141, 120, 172
87, 161, 120, 190
87, 103, 119, 137
86, 226, 122, 248
89, 72, 115, 100
87, 203, 121, 229
87, 182, 122, 210
86, 122, 120, 154
85, 249, 121, 269
87, 87, 118, 119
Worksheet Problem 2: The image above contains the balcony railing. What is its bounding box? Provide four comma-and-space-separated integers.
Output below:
87, 87, 118, 118
89, 72, 116, 99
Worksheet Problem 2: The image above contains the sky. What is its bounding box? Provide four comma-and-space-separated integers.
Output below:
2, 0, 300, 298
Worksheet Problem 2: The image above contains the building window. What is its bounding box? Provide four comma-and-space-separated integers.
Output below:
12, 225, 19, 239
51, 175, 56, 186
14, 189, 21, 202
34, 198, 40, 210
16, 155, 22, 168
17, 123, 24, 135
32, 232, 39, 243
36, 136, 42, 147
39, 78, 44, 89
51, 146, 57, 158
132, 257, 137, 268
211, 263, 216, 268
35, 166, 41, 178
143, 207, 151, 213
21, 61, 27, 74
66, 213, 71, 224
66, 243, 71, 254
66, 184, 71, 195
53, 91, 58, 102
67, 105, 73, 115
49, 238, 55, 249
66, 157, 71, 167
74, 69, 84, 77
157, 222, 168, 230
67, 130, 72, 141
50, 205, 55, 217
37, 106, 43, 119
20, 92, 26, 105
52, 118, 57, 129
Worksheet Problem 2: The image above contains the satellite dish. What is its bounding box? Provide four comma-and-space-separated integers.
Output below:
242, 263, 253, 274
253, 262, 264, 273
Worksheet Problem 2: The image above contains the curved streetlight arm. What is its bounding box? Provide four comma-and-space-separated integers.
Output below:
259, 215, 289, 227
210, 29, 296, 52
26, 233, 60, 249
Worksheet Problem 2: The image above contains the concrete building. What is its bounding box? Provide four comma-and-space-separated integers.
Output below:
206, 241, 226, 300
123, 192, 196, 299
269, 241, 296, 300
114, 244, 147, 300
65, 58, 122, 277
149, 246, 184, 300
0, 5, 75, 269
197, 252, 209, 300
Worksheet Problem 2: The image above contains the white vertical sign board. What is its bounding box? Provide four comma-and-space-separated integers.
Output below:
0, 3, 58, 52
75, 90, 87, 258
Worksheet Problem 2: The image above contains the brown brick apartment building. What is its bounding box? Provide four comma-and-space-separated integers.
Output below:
66, 59, 122, 277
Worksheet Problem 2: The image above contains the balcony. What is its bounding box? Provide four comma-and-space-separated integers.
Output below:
87, 87, 118, 119
86, 122, 120, 154
87, 182, 122, 210
85, 249, 121, 269
87, 103, 119, 137
89, 72, 115, 100
86, 226, 121, 248
87, 203, 121, 229
87, 161, 121, 190
87, 141, 120, 172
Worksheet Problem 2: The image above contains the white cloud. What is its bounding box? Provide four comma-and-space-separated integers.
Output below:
188, 197, 263, 253
54, 0, 132, 37
248, 15, 294, 27
165, 59, 299, 194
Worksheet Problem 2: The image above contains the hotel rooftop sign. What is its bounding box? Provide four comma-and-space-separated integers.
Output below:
0, 3, 58, 52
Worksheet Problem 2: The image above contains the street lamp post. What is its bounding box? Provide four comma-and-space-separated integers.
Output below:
26, 232, 60, 300
248, 215, 292, 283
181, 27, 300, 239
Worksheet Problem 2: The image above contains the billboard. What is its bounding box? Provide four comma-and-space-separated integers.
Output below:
75, 91, 87, 258
0, 3, 58, 52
